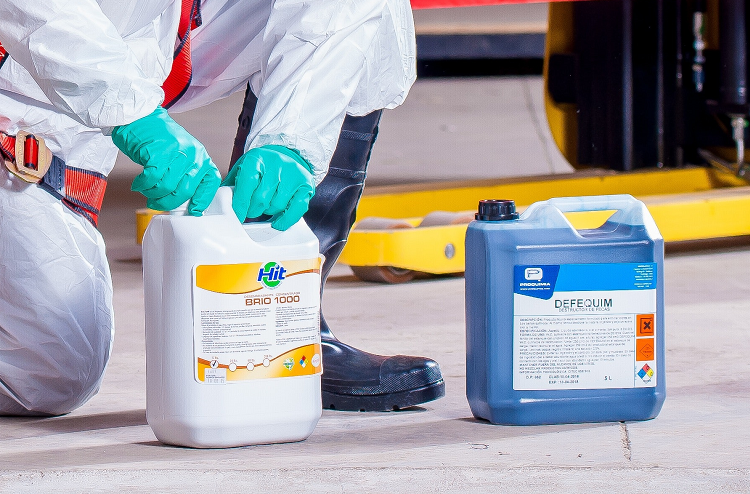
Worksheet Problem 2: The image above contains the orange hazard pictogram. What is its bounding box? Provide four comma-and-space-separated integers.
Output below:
637, 314, 655, 336
636, 338, 655, 361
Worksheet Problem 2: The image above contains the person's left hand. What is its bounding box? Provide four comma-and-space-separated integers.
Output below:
222, 145, 315, 230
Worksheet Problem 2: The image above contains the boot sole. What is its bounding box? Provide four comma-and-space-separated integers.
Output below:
322, 379, 445, 412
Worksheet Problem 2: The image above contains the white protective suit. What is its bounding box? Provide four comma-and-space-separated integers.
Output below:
0, 0, 416, 415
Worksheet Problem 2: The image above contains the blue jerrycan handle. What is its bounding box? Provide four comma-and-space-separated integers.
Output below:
546, 194, 648, 226
546, 194, 640, 214
523, 194, 657, 229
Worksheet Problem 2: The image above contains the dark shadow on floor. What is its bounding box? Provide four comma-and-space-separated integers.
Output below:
0, 413, 615, 470
0, 409, 147, 441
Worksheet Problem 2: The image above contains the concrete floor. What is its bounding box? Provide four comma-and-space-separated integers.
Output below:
1, 76, 749, 493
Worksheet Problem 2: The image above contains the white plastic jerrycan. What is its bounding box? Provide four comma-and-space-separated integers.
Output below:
142, 186, 323, 448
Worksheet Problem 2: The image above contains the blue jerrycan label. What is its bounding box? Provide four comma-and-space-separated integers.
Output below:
465, 195, 666, 426
513, 263, 657, 390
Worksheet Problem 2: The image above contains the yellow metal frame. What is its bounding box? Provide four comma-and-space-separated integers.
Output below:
351, 167, 746, 220
339, 167, 750, 274
544, 2, 577, 166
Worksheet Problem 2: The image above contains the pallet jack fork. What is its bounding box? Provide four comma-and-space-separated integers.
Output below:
135, 167, 750, 283
338, 167, 750, 283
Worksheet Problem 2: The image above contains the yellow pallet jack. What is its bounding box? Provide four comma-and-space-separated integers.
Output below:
137, 0, 750, 283
337, 167, 750, 283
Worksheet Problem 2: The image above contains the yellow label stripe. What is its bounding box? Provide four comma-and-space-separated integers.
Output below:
196, 259, 321, 294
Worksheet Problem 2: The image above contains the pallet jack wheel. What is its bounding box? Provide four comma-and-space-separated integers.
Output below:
350, 265, 418, 284
349, 217, 417, 284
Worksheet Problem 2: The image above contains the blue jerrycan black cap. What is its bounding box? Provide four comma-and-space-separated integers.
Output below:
476, 199, 519, 221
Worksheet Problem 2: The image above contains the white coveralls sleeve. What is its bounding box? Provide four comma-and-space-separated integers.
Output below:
246, 0, 416, 184
0, 1, 177, 416
0, 0, 167, 130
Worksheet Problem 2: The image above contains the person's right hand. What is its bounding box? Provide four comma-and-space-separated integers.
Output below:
222, 145, 315, 231
111, 107, 221, 215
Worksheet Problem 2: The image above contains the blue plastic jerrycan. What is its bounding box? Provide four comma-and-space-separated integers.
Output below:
465, 195, 666, 425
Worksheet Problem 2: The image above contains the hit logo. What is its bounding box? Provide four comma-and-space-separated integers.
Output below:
257, 262, 287, 288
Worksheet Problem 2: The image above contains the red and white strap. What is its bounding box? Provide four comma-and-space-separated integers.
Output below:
162, 0, 202, 108
0, 41, 7, 69
0, 131, 107, 227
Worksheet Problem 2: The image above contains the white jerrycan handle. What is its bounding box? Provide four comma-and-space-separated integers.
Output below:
167, 186, 237, 217
202, 186, 237, 217
202, 186, 298, 244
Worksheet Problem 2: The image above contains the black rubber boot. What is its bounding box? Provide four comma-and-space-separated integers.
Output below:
304, 111, 445, 412
231, 88, 445, 411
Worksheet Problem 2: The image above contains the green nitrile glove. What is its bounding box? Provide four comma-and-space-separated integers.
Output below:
111, 106, 221, 215
222, 145, 315, 231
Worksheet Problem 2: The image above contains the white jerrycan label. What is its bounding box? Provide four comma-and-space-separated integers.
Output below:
193, 257, 322, 384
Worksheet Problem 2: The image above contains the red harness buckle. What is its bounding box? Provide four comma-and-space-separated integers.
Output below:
1, 131, 53, 183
